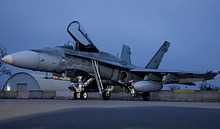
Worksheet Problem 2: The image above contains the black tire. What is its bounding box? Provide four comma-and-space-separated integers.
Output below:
142, 92, 150, 101
74, 92, 81, 100
81, 92, 88, 100
102, 91, 111, 100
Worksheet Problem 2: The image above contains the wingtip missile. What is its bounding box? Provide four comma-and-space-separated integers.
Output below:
1, 55, 13, 64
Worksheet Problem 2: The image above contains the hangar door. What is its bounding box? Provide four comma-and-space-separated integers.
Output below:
17, 83, 27, 90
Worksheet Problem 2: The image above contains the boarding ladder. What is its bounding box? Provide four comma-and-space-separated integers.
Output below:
91, 60, 104, 94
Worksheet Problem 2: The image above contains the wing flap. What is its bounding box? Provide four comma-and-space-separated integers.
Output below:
130, 68, 218, 84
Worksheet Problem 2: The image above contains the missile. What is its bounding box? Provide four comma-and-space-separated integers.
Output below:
1, 51, 40, 70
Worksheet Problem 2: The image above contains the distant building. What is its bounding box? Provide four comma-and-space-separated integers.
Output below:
3, 72, 70, 91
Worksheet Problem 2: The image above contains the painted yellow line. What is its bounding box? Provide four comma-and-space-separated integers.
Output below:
218, 90, 220, 93
5, 90, 17, 92
173, 90, 195, 93
43, 90, 56, 92
17, 90, 30, 92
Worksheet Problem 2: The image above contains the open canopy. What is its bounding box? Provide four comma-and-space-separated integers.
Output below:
67, 21, 99, 53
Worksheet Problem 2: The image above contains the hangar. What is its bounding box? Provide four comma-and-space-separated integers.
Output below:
3, 72, 70, 91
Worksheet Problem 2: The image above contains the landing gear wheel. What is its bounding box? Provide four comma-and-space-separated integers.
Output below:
81, 92, 88, 100
74, 92, 81, 100
102, 91, 111, 100
142, 92, 150, 101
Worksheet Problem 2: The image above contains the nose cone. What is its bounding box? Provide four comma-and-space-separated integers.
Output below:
1, 51, 40, 70
1, 55, 13, 64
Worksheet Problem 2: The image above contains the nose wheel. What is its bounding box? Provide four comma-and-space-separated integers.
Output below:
82, 92, 88, 99
74, 92, 88, 100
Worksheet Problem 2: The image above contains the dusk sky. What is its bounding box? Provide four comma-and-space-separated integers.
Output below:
1, 0, 220, 88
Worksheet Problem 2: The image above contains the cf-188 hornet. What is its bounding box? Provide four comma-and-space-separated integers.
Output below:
2, 21, 218, 101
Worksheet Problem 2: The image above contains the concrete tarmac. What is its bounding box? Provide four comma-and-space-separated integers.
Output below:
0, 99, 220, 129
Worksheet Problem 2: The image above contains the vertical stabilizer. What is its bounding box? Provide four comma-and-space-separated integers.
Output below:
145, 41, 170, 69
121, 44, 131, 63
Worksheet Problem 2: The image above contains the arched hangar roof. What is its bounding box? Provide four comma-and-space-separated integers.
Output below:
3, 72, 70, 91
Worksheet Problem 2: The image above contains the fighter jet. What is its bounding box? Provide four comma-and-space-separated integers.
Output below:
1, 21, 218, 101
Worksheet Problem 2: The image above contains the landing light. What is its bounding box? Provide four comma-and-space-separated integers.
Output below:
6, 85, 11, 91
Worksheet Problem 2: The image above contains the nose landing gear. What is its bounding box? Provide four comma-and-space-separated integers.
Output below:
74, 91, 88, 100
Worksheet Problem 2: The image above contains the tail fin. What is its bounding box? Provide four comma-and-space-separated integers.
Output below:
145, 41, 170, 69
121, 44, 131, 63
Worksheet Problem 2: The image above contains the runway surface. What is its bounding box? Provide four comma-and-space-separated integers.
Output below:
0, 99, 220, 129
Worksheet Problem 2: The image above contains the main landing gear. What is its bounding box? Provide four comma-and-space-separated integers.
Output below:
142, 92, 150, 101
127, 85, 150, 101
102, 90, 111, 100
101, 86, 114, 100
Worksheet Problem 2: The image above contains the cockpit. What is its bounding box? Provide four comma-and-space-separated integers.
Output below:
66, 21, 99, 53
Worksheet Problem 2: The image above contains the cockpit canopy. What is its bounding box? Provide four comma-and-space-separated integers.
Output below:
67, 21, 99, 53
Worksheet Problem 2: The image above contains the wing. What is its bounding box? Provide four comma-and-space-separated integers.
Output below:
130, 68, 218, 85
